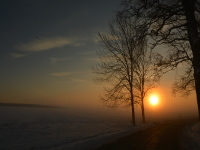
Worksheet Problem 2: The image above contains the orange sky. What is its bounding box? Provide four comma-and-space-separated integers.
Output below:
0, 0, 198, 123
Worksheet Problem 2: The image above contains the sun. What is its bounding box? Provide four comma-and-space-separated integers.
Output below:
149, 95, 159, 106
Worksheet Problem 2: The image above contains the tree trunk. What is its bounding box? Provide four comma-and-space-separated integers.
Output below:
194, 68, 200, 121
141, 72, 145, 123
182, 0, 200, 121
141, 97, 146, 123
131, 91, 136, 125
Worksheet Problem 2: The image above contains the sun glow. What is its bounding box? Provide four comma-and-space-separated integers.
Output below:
149, 95, 159, 106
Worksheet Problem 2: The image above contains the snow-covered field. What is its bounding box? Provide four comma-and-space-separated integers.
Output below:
0, 106, 153, 150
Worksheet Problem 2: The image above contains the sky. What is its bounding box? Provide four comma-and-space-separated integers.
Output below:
0, 0, 198, 121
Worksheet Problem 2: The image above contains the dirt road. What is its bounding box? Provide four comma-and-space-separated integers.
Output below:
93, 120, 193, 150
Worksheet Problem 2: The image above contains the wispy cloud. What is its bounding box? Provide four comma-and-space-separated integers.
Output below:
10, 53, 27, 58
71, 78, 87, 83
78, 51, 96, 55
83, 57, 99, 62
50, 72, 73, 77
54, 77, 88, 84
15, 37, 73, 52
50, 57, 72, 65
74, 43, 85, 47
162, 25, 172, 32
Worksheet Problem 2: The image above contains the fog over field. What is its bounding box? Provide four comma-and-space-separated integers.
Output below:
0, 106, 150, 150
0, 0, 200, 149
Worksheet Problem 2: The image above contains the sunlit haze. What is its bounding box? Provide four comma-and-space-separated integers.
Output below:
0, 0, 198, 122
149, 95, 159, 106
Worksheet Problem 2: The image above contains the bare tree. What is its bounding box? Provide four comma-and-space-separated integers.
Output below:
93, 16, 143, 125
154, 37, 195, 97
133, 43, 161, 123
93, 14, 160, 124
172, 64, 195, 97
119, 0, 200, 121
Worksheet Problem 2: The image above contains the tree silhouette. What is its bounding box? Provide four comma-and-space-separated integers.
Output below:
93, 14, 160, 124
119, 0, 200, 121
93, 17, 141, 125
133, 41, 161, 123
172, 63, 195, 97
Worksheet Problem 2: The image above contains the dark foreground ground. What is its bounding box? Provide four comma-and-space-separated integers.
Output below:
92, 119, 194, 150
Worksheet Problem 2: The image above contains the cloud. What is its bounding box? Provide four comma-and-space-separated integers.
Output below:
50, 57, 72, 65
78, 51, 96, 55
83, 57, 99, 62
74, 43, 85, 47
50, 72, 73, 77
10, 53, 27, 58
162, 25, 172, 32
71, 78, 87, 83
15, 37, 73, 52
54, 78, 88, 84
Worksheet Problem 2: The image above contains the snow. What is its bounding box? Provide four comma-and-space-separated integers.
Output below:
180, 122, 200, 150
0, 106, 153, 150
